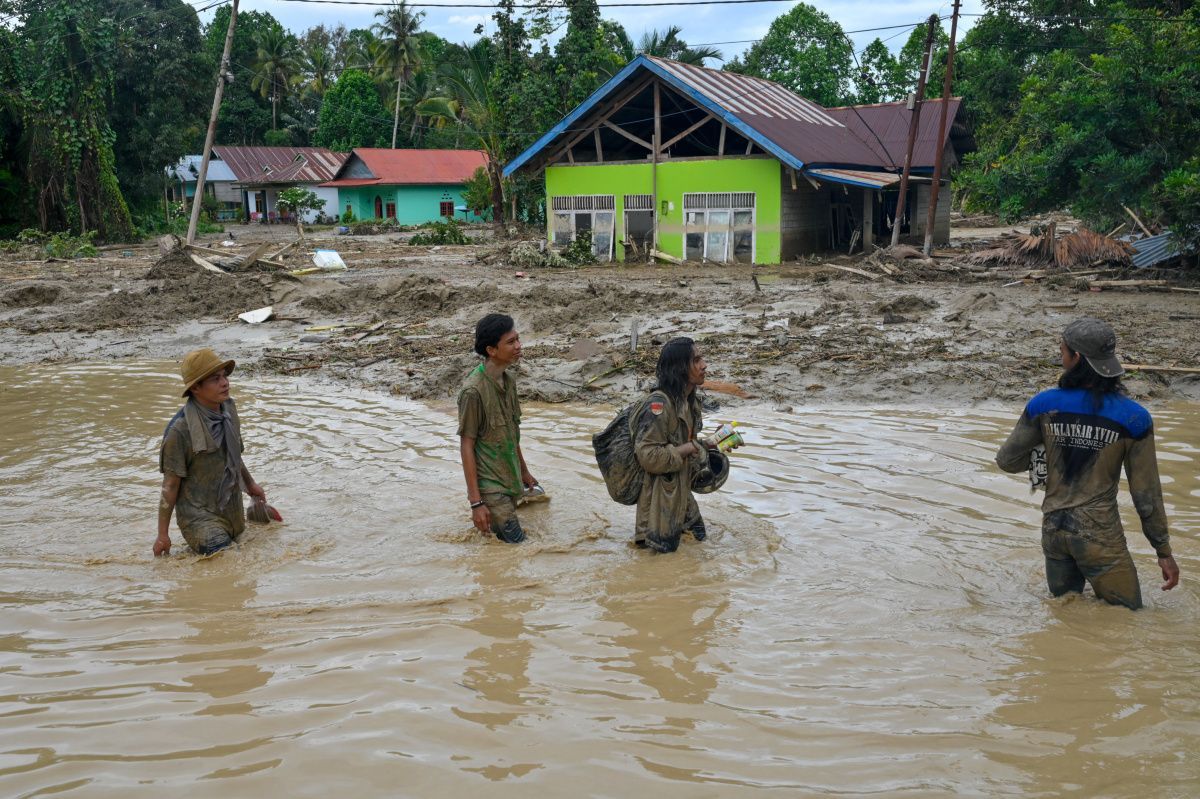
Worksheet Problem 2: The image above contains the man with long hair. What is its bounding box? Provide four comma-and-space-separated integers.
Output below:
996, 318, 1179, 609
633, 337, 710, 552
458, 313, 539, 544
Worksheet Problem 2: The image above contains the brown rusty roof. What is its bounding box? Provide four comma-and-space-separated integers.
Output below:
212, 146, 348, 185
824, 99, 961, 170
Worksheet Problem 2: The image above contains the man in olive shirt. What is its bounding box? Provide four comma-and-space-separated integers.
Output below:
996, 318, 1179, 609
156, 349, 268, 556
458, 314, 539, 543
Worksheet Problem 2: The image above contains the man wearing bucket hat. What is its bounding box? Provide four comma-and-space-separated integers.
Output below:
996, 318, 1179, 609
154, 349, 268, 556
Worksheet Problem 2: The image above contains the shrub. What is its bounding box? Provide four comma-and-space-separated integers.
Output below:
560, 230, 597, 265
409, 218, 470, 246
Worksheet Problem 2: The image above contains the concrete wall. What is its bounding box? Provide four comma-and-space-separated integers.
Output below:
780, 170, 830, 259
545, 156, 783, 264
338, 184, 485, 225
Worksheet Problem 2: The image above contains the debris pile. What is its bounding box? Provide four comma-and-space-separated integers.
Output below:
967, 223, 1134, 270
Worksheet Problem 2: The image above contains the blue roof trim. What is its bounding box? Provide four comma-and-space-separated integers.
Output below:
503, 55, 806, 178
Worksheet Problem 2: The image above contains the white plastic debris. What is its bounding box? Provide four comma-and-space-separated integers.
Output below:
312, 249, 348, 271
238, 306, 273, 324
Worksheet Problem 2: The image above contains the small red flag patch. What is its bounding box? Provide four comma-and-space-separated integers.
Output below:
650, 401, 664, 415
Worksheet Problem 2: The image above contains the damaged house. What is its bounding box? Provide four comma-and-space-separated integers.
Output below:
504, 55, 964, 264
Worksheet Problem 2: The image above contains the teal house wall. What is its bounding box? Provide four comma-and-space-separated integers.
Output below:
337, 184, 486, 224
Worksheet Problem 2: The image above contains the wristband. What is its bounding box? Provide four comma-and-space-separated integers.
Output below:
470, 500, 485, 509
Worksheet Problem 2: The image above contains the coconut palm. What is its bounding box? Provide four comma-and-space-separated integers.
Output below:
302, 41, 335, 101
251, 28, 302, 131
373, 1, 425, 148
638, 26, 722, 65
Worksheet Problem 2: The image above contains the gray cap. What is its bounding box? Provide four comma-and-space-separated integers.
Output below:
1063, 317, 1124, 378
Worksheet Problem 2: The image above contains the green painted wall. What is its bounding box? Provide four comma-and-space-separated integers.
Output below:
337, 184, 485, 224
544, 157, 782, 263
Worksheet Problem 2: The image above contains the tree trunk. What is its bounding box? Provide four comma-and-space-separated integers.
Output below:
488, 162, 506, 234
392, 77, 402, 148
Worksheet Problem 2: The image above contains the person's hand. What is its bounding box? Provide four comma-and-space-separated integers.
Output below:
153, 533, 172, 557
1159, 555, 1180, 591
246, 481, 267, 502
472, 503, 491, 535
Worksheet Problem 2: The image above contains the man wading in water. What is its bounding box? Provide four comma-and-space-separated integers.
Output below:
458, 314, 540, 544
996, 318, 1180, 609
634, 337, 714, 552
155, 349, 268, 556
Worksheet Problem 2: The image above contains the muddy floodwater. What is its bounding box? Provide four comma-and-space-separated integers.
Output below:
1, 362, 1197, 797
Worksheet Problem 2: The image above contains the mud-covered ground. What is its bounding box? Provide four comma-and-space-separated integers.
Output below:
2, 222, 1198, 408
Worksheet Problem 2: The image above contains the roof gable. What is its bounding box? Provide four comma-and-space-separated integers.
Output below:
505, 56, 960, 178
212, 146, 348, 184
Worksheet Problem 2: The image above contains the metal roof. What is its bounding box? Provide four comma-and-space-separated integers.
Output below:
1121, 230, 1184, 268
167, 155, 237, 183
322, 149, 488, 187
504, 55, 954, 179
806, 168, 934, 189
825, 99, 962, 171
212, 146, 348, 185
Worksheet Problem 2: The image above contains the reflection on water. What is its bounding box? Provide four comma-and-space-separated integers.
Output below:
0, 362, 1196, 796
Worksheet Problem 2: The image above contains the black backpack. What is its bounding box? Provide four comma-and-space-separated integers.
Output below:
592, 398, 649, 505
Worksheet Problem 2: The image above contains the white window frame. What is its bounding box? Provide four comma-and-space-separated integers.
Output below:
550, 195, 616, 261
683, 192, 756, 263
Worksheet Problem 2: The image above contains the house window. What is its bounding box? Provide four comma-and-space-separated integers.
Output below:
683, 192, 755, 263
550, 195, 615, 261
385, 202, 396, 220
439, 201, 454, 218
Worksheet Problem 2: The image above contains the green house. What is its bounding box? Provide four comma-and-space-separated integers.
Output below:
321, 148, 490, 225
505, 56, 963, 264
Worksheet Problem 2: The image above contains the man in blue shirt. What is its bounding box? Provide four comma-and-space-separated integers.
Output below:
996, 318, 1180, 609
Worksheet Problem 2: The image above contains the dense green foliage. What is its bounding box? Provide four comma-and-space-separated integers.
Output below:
956, 2, 1200, 237
314, 71, 391, 150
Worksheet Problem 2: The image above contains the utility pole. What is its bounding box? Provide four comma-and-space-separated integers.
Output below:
922, 0, 961, 257
891, 15, 938, 248
187, 0, 239, 246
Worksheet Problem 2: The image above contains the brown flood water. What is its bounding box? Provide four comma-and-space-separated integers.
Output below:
0, 361, 1197, 797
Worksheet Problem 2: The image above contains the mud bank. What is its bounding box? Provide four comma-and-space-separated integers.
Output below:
1, 225, 1198, 407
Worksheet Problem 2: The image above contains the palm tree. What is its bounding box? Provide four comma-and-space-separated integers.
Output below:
373, 1, 425, 148
638, 26, 722, 65
251, 28, 301, 131
398, 69, 441, 144
421, 43, 506, 228
303, 42, 335, 101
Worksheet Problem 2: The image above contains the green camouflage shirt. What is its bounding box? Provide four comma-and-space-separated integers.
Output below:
457, 364, 522, 497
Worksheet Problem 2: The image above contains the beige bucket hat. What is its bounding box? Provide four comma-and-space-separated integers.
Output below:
180, 348, 236, 397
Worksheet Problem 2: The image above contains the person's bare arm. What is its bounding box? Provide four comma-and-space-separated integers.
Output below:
240, 464, 266, 501
516, 443, 537, 488
155, 473, 181, 556
460, 436, 490, 534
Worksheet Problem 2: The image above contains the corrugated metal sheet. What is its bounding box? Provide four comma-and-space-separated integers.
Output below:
322, 149, 488, 187
167, 155, 237, 183
213, 146, 347, 185
805, 168, 934, 189
825, 99, 961, 171
504, 55, 960, 178
1121, 231, 1181, 268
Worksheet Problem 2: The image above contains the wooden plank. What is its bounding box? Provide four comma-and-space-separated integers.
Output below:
237, 241, 273, 268
186, 243, 231, 258
603, 121, 652, 151
1169, 286, 1200, 294
650, 249, 681, 265
543, 75, 653, 168
1121, 204, 1153, 237
653, 81, 661, 158
661, 113, 714, 150
189, 253, 227, 275
820, 262, 879, 280
745, 139, 754, 155
718, 123, 726, 156
594, 128, 603, 163
267, 239, 301, 260
1124, 364, 1200, 375
1088, 279, 1168, 288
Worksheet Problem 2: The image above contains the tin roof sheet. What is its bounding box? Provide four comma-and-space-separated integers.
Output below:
167, 155, 237, 183
806, 168, 934, 189
212, 146, 348, 184
1121, 230, 1184, 268
323, 149, 488, 186
825, 99, 962, 170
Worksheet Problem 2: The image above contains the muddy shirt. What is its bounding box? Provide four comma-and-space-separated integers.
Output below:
457, 364, 522, 497
633, 390, 703, 549
996, 388, 1170, 556
160, 398, 246, 538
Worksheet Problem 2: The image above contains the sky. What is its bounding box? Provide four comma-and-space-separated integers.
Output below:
198, 0, 988, 63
